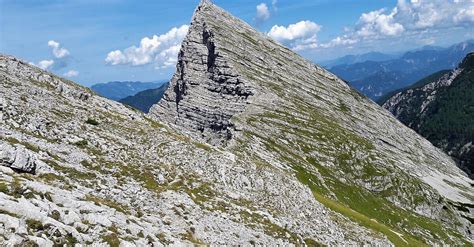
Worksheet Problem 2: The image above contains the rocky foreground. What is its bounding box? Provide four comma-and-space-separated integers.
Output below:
0, 0, 473, 246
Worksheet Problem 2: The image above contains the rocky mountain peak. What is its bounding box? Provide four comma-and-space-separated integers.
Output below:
147, 1, 474, 242
150, 0, 347, 146
150, 1, 257, 145
1, 1, 473, 245
198, 0, 212, 6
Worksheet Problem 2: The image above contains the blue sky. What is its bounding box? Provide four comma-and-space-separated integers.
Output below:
1, 0, 473, 86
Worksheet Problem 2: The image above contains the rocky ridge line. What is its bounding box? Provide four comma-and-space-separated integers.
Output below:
150, 0, 473, 243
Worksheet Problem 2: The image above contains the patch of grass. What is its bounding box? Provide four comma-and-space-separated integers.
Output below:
73, 140, 88, 148
10, 177, 25, 198
338, 100, 351, 113
17, 240, 38, 247
85, 195, 129, 214
295, 161, 471, 246
188, 182, 216, 205
113, 163, 166, 194
52, 109, 74, 120
144, 116, 165, 129
85, 118, 100, 126
43, 159, 96, 181
26, 219, 44, 231
157, 233, 171, 245
0, 182, 9, 194
239, 210, 300, 244
180, 229, 206, 245
3, 137, 40, 152
64, 233, 79, 245
5, 137, 20, 145
102, 233, 120, 247
304, 238, 326, 247
38, 173, 63, 183
0, 209, 18, 218
49, 210, 61, 221
294, 165, 425, 246
23, 142, 40, 152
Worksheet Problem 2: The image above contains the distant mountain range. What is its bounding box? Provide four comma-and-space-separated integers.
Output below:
382, 53, 474, 178
328, 40, 474, 100
376, 70, 450, 105
119, 82, 169, 113
90, 81, 167, 100
320, 52, 396, 67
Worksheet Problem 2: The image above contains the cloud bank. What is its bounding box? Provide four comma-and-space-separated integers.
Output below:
48, 40, 70, 58
268, 21, 321, 50
105, 25, 189, 69
30, 41, 78, 76
255, 3, 270, 23
33, 60, 55, 70
268, 0, 474, 52
63, 70, 79, 78
325, 0, 474, 48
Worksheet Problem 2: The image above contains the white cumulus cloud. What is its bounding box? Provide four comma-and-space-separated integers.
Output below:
268, 21, 322, 50
320, 36, 358, 49
315, 0, 474, 50
32, 60, 55, 70
105, 25, 189, 69
255, 3, 271, 22
48, 40, 70, 58
63, 70, 79, 78
356, 8, 405, 37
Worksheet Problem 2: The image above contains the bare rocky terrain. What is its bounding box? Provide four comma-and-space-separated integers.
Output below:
0, 0, 473, 246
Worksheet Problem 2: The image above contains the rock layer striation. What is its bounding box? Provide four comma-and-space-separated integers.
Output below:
150, 2, 254, 145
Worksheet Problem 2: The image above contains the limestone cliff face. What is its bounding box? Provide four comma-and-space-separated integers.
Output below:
150, 1, 254, 145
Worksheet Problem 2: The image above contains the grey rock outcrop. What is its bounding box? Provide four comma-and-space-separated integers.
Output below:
150, 1, 254, 146
0, 143, 49, 174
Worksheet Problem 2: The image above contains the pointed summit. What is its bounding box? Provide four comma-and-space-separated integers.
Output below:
150, 0, 257, 145
150, 1, 473, 243
196, 0, 213, 12
199, 0, 212, 5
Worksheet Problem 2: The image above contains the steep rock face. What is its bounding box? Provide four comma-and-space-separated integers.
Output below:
383, 53, 474, 178
150, 4, 253, 145
151, 0, 474, 245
